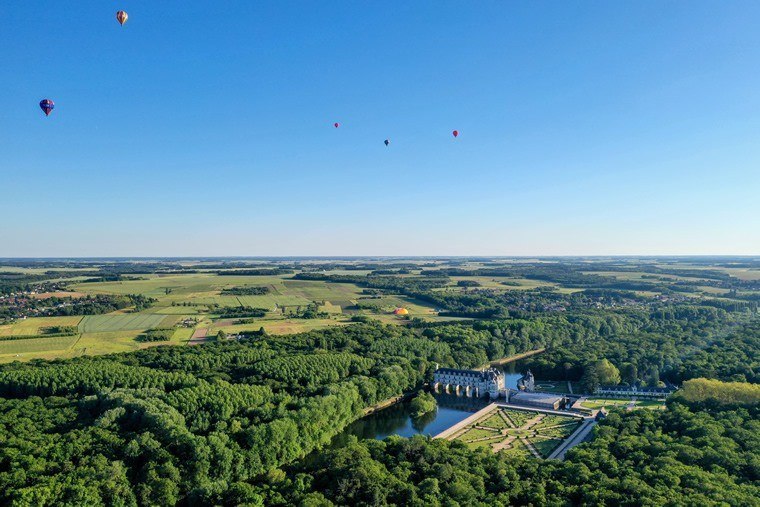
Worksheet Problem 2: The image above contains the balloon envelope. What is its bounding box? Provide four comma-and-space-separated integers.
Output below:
334, 122, 339, 128
452, 130, 459, 137
384, 139, 390, 146
39, 99, 54, 116
116, 11, 128, 26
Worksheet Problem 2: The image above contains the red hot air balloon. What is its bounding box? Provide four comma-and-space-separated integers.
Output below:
116, 10, 128, 26
334, 122, 340, 128
452, 130, 459, 138
384, 139, 390, 146
39, 99, 55, 117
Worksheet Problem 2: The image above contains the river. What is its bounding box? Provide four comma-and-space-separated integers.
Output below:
328, 361, 528, 447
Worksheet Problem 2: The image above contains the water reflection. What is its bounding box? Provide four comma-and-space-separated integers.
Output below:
329, 361, 529, 446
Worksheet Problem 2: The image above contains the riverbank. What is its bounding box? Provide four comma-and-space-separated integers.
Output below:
484, 348, 546, 368
363, 391, 416, 415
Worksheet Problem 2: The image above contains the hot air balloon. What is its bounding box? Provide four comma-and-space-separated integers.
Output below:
116, 10, 128, 26
452, 130, 459, 138
334, 122, 340, 128
39, 99, 54, 117
384, 139, 390, 146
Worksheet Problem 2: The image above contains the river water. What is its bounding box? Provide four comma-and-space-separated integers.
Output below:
329, 362, 528, 447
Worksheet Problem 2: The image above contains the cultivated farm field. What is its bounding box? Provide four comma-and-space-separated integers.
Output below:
0, 316, 83, 337
78, 314, 168, 333
0, 335, 80, 358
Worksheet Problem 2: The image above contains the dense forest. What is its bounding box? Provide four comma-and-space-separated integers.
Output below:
269, 394, 759, 506
1, 302, 758, 505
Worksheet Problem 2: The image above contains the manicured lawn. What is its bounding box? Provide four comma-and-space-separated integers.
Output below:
501, 439, 530, 457
457, 427, 501, 441
580, 397, 666, 410
536, 422, 580, 439
532, 414, 578, 429
532, 438, 564, 458
465, 436, 502, 450
481, 413, 510, 429
502, 408, 539, 428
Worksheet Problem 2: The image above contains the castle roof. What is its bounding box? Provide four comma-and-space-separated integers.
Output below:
434, 367, 502, 381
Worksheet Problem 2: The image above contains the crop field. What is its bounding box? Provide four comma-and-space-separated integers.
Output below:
719, 267, 760, 281
281, 280, 363, 304
0, 316, 84, 337
147, 305, 206, 315
78, 314, 167, 333
451, 407, 582, 458
210, 317, 346, 336
235, 294, 311, 309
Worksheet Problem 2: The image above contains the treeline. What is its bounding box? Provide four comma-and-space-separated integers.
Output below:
136, 328, 176, 342
0, 325, 79, 342
216, 269, 293, 276
214, 306, 267, 318
46, 294, 156, 315
220, 286, 270, 295
673, 377, 760, 406
293, 272, 450, 293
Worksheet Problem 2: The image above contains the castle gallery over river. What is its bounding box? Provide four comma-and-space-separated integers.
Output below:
433, 366, 568, 410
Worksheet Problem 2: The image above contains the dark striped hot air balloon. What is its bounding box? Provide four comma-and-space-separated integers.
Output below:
39, 99, 54, 117
452, 130, 459, 138
116, 10, 128, 26
384, 139, 390, 146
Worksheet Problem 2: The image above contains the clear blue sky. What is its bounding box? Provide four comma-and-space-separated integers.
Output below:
1, 1, 758, 256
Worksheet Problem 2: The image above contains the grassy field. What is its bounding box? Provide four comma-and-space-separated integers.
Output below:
0, 316, 83, 337
0, 335, 80, 359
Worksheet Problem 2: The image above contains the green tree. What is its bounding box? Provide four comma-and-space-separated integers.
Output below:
620, 362, 637, 385
409, 391, 437, 418
580, 365, 601, 393
595, 359, 621, 386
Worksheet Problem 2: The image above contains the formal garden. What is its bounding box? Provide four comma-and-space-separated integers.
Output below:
451, 407, 583, 458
